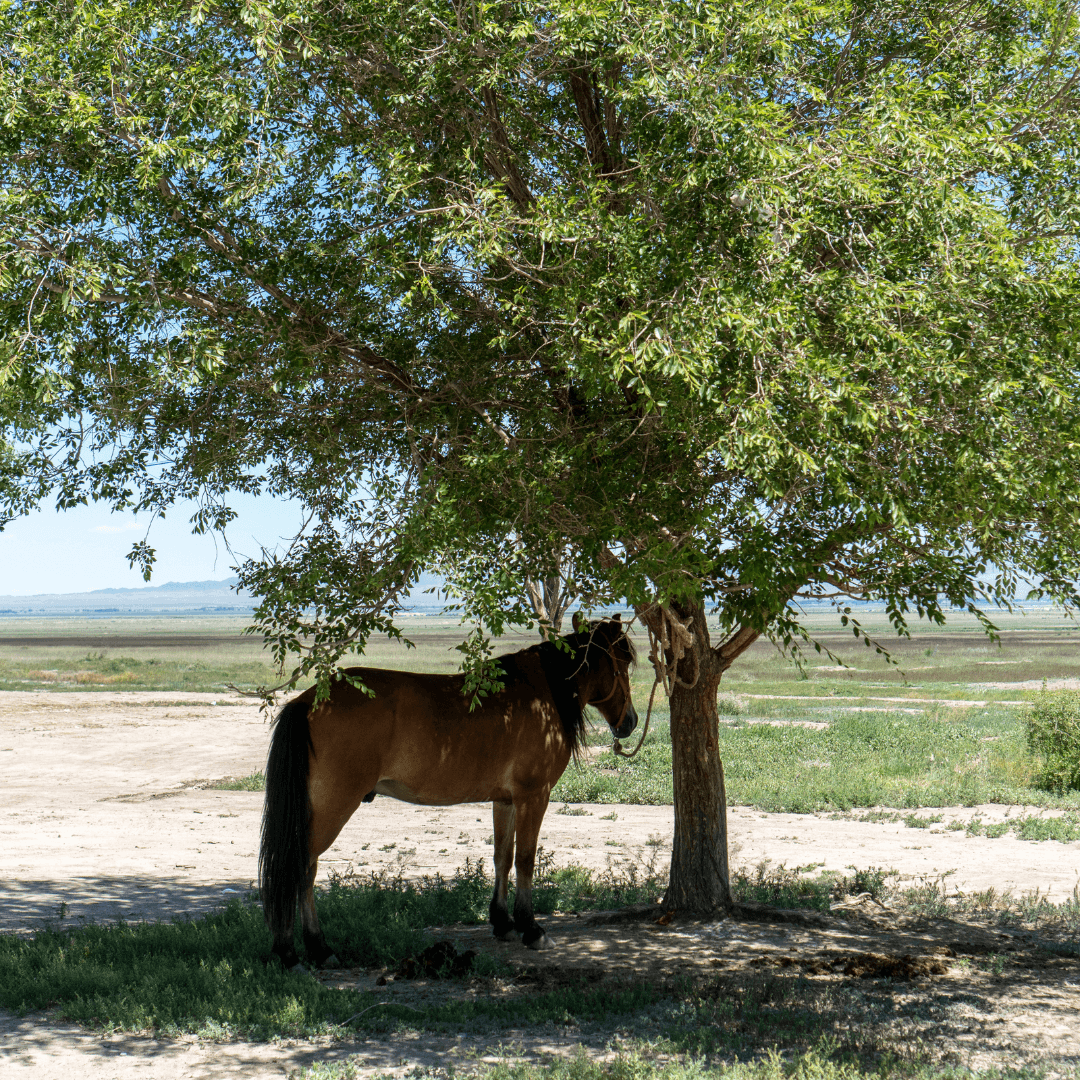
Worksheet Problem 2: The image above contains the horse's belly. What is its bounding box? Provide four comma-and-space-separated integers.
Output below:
373, 778, 490, 806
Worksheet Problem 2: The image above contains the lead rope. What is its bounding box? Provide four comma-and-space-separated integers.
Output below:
613, 608, 698, 759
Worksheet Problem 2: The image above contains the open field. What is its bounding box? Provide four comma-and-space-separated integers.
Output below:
5, 610, 1073, 812
2, 612, 1080, 1078
0, 605, 1078, 699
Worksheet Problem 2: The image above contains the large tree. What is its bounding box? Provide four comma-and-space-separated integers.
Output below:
3, 0, 1080, 911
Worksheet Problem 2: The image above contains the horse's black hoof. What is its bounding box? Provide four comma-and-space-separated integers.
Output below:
491, 910, 517, 941
274, 948, 302, 970
521, 925, 551, 950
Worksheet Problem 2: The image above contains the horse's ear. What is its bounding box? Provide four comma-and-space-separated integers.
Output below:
572, 611, 588, 633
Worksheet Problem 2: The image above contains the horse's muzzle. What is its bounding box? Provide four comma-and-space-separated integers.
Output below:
612, 701, 638, 740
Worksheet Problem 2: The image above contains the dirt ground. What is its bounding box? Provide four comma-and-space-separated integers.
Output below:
2, 690, 1080, 1079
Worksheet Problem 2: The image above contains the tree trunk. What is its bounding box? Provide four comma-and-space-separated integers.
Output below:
660, 599, 733, 913
523, 548, 575, 635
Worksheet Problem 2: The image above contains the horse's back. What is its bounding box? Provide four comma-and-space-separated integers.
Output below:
303, 661, 568, 805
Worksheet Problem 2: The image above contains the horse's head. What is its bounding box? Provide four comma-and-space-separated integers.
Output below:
571, 612, 638, 740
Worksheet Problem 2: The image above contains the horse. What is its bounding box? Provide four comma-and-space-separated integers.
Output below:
259, 615, 638, 970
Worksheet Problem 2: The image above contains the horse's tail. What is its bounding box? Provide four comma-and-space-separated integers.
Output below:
259, 697, 313, 943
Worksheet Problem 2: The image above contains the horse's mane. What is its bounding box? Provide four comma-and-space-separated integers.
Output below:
502, 623, 634, 762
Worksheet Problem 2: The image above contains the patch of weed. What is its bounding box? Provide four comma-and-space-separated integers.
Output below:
1026, 688, 1080, 791
210, 772, 265, 791
732, 863, 833, 911
1012, 813, 1080, 842
730, 863, 890, 911
903, 814, 944, 829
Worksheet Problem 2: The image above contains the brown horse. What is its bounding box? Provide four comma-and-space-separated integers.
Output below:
259, 616, 638, 970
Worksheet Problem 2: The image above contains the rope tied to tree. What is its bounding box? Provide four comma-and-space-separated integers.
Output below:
655, 606, 700, 695
613, 607, 699, 759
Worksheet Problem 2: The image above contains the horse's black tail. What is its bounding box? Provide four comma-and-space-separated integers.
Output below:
259, 697, 313, 945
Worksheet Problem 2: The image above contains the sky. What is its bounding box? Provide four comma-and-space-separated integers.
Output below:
0, 491, 309, 595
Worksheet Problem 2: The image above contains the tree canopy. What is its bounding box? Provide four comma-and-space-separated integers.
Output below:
3, 0, 1080, 682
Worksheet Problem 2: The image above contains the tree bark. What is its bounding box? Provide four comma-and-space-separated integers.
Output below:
660, 598, 733, 912
523, 547, 575, 635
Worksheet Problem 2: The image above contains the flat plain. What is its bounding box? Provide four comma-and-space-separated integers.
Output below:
1, 608, 1079, 1080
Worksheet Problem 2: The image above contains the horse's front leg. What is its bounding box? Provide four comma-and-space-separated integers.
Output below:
489, 800, 517, 939
512, 791, 555, 950
299, 856, 340, 969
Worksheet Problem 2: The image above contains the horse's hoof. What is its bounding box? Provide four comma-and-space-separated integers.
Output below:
526, 932, 555, 951
494, 929, 519, 942
321, 953, 341, 969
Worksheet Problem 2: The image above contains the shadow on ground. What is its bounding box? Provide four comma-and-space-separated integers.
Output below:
0, 874, 257, 935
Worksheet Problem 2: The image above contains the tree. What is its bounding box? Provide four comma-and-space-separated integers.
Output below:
3, 0, 1080, 912
523, 545, 576, 635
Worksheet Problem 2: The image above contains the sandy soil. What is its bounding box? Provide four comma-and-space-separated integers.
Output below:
2, 690, 1079, 1078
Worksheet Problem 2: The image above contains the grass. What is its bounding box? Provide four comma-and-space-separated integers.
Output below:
1026, 688, 1080, 792
292, 862, 1080, 1078
2, 605, 1079, 697
0, 614, 500, 693
4, 858, 1080, 1077
298, 1046, 1080, 1080
890, 875, 1080, 940
731, 863, 890, 911
0, 897, 663, 1039
298, 1049, 1080, 1080
553, 704, 1080, 813
0, 647, 280, 694
0, 857, 884, 1040
0, 859, 666, 1038
210, 772, 266, 791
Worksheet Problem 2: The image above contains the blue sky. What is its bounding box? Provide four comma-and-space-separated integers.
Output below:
0, 492, 308, 595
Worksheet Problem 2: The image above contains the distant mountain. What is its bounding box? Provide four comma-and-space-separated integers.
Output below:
88, 577, 243, 594
0, 576, 253, 615
0, 573, 448, 616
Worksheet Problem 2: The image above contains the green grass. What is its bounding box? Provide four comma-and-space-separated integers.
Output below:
731, 864, 890, 911
0, 615, 493, 692
554, 704, 1080, 813
0, 859, 665, 1037
1026, 688, 1080, 792
0, 644, 281, 694
311, 1054, 1072, 1080
211, 772, 266, 791
0, 858, 911, 1041
3, 605, 1080, 697
955, 812, 1080, 842
5, 860, 1079, 1075
298, 1047, 1080, 1080
0, 898, 663, 1039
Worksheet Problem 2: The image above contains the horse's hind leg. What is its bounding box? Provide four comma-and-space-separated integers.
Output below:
299, 857, 340, 969
296, 785, 369, 969
512, 792, 555, 950
489, 801, 516, 939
